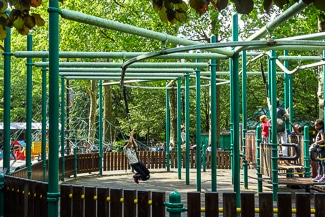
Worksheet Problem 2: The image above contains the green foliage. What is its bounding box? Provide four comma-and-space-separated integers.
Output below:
0, 0, 48, 47
152, 0, 188, 24
152, 0, 325, 24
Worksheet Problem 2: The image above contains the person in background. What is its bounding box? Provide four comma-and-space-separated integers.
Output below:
10, 138, 17, 161
159, 143, 165, 151
310, 119, 325, 183
181, 125, 186, 144
276, 98, 290, 156
260, 114, 271, 144
267, 97, 290, 156
291, 124, 302, 136
66, 86, 75, 106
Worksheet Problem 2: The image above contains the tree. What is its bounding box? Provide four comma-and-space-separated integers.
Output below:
152, 0, 325, 24
0, 0, 47, 47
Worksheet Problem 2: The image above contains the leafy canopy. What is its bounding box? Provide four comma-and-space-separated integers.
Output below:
0, 0, 63, 47
152, 0, 325, 24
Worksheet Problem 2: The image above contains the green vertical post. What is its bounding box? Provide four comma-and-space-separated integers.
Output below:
26, 34, 33, 179
304, 126, 310, 192
229, 28, 235, 185
185, 72, 190, 185
241, 50, 248, 189
270, 48, 279, 201
304, 126, 310, 178
42, 52, 47, 182
267, 55, 271, 105
231, 14, 241, 207
165, 82, 170, 172
0, 173, 4, 216
256, 125, 263, 192
283, 50, 294, 178
210, 35, 217, 192
177, 78, 182, 179
41, 53, 47, 182
60, 76, 65, 180
98, 80, 103, 175
0, 27, 8, 206
74, 128, 77, 177
283, 50, 293, 130
195, 57, 202, 191
73, 140, 77, 177
323, 49, 325, 116
47, 0, 60, 216
3, 24, 11, 174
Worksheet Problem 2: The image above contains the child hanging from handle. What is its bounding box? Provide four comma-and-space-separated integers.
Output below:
123, 131, 150, 184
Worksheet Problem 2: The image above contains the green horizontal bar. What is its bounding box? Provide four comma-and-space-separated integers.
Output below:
59, 68, 193, 72
279, 32, 325, 41
245, 52, 322, 61
123, 84, 211, 89
60, 71, 285, 76
14, 51, 226, 59
64, 76, 178, 80
102, 80, 149, 86
278, 56, 322, 61
34, 62, 209, 68
248, 45, 325, 51
59, 72, 185, 77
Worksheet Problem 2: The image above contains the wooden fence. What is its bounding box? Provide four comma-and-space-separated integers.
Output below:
3, 176, 325, 217
10, 151, 231, 181
11, 153, 100, 180
103, 150, 231, 171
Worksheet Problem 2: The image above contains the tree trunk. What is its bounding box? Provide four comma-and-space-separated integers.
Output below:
103, 82, 113, 144
318, 13, 325, 119
86, 81, 98, 144
169, 82, 177, 146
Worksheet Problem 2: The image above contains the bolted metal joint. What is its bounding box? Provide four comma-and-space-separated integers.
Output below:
164, 191, 187, 216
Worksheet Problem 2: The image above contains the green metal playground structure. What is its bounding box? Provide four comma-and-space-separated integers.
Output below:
1, 0, 325, 216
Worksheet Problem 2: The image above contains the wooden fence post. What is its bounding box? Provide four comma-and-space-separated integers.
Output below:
240, 192, 255, 217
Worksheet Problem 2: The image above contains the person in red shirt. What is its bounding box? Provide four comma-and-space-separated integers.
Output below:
260, 115, 271, 144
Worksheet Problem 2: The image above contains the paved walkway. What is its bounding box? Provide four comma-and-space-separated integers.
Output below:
61, 168, 304, 206
62, 168, 263, 193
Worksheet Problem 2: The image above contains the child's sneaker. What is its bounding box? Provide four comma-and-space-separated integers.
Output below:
312, 175, 322, 182
133, 175, 139, 184
318, 176, 325, 183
